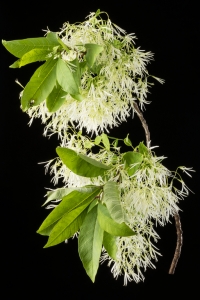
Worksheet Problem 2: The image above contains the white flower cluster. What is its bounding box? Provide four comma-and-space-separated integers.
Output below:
27, 11, 160, 135
45, 133, 191, 284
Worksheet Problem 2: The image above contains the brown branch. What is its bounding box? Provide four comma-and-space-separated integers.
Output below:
133, 102, 150, 146
133, 101, 182, 275
168, 213, 183, 274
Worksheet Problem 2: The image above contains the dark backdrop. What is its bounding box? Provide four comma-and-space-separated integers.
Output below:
1, 1, 199, 297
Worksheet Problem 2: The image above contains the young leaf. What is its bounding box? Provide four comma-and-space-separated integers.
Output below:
138, 142, 149, 155
56, 147, 110, 177
122, 151, 143, 176
102, 181, 124, 223
21, 57, 58, 111
56, 58, 79, 95
44, 204, 88, 248
101, 133, 110, 151
113, 139, 118, 147
2, 33, 59, 58
85, 44, 104, 68
9, 48, 50, 68
78, 205, 103, 282
37, 187, 101, 235
97, 203, 135, 237
56, 36, 70, 52
124, 134, 132, 147
103, 231, 117, 260
94, 136, 102, 145
46, 83, 67, 112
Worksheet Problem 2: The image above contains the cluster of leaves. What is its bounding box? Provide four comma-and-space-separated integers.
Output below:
2, 31, 103, 112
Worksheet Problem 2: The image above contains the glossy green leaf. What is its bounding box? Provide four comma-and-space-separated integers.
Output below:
124, 134, 132, 147
101, 133, 110, 151
122, 151, 143, 176
138, 142, 149, 155
21, 57, 58, 111
103, 231, 117, 260
94, 136, 102, 145
85, 44, 104, 68
56, 147, 110, 177
38, 220, 59, 236
46, 83, 67, 112
2, 32, 59, 58
102, 181, 124, 223
56, 58, 79, 95
97, 203, 135, 237
37, 187, 101, 235
9, 48, 50, 68
78, 205, 103, 282
44, 204, 88, 247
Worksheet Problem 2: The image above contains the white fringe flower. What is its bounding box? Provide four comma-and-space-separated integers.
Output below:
26, 11, 161, 136
45, 134, 192, 284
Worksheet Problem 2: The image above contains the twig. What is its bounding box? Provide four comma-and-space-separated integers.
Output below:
133, 101, 183, 275
133, 102, 150, 146
168, 213, 183, 274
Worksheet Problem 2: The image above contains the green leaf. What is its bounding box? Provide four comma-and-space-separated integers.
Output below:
94, 136, 102, 145
102, 181, 124, 223
38, 220, 59, 236
78, 205, 103, 282
95, 9, 101, 17
46, 83, 67, 112
138, 142, 149, 155
85, 44, 104, 68
113, 139, 118, 147
103, 231, 117, 260
46, 31, 60, 45
2, 33, 59, 58
122, 151, 143, 176
56, 58, 79, 95
101, 133, 110, 151
70, 93, 84, 101
37, 187, 101, 235
71, 58, 81, 86
9, 48, 50, 68
44, 204, 88, 247
83, 140, 94, 149
56, 36, 70, 52
87, 200, 98, 212
97, 203, 135, 237
21, 57, 58, 111
56, 147, 110, 178
43, 187, 76, 206
124, 134, 132, 147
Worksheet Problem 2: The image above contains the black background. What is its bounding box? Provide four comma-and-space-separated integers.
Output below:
1, 1, 199, 297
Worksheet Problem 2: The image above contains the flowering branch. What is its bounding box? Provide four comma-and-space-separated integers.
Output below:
3, 9, 192, 284
133, 101, 183, 275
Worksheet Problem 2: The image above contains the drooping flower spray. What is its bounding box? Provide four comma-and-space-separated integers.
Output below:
2, 9, 193, 284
